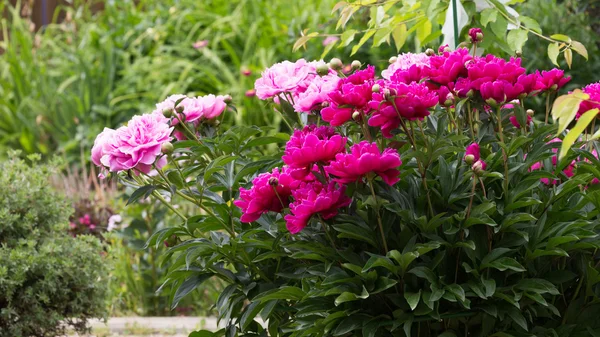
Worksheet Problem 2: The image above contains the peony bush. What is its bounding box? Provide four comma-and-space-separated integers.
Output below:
93, 32, 600, 336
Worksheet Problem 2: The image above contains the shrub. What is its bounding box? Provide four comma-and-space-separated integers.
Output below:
94, 40, 600, 336
0, 154, 108, 337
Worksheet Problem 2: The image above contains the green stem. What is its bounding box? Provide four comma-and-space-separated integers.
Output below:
368, 178, 389, 254
497, 107, 510, 201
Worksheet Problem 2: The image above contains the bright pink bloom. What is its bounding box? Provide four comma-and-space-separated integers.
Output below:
382, 53, 430, 80
91, 128, 116, 168
438, 44, 450, 53
429, 48, 473, 86
325, 141, 402, 185
254, 59, 315, 99
321, 66, 375, 126
480, 80, 525, 104
449, 77, 473, 98
177, 94, 228, 121
368, 82, 438, 138
509, 115, 532, 128
234, 167, 301, 222
282, 125, 347, 171
576, 82, 600, 119
284, 182, 351, 234
473, 160, 486, 171
153, 94, 187, 116
465, 143, 480, 162
92, 114, 172, 174
536, 69, 571, 91
516, 73, 540, 96
467, 55, 526, 90
245, 89, 256, 97
293, 74, 340, 112
468, 28, 483, 43
389, 65, 432, 86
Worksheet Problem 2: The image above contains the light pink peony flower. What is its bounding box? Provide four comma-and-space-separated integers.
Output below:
153, 94, 187, 116
325, 141, 402, 185
254, 59, 319, 99
234, 167, 301, 223
293, 74, 340, 112
284, 181, 351, 234
93, 113, 173, 174
175, 94, 228, 122
382, 52, 430, 80
282, 125, 347, 173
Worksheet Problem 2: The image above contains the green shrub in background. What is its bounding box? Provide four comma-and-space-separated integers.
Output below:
0, 153, 108, 337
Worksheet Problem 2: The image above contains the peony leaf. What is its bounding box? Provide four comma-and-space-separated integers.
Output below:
559, 108, 598, 160
548, 43, 560, 66
507, 29, 528, 52
571, 40, 588, 60
551, 34, 571, 43
404, 290, 421, 311
392, 24, 408, 52
564, 48, 573, 69
480, 8, 497, 27
552, 89, 589, 134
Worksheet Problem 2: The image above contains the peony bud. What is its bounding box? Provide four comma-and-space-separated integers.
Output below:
245, 89, 256, 97
175, 106, 185, 114
241, 67, 252, 76
161, 142, 174, 155
515, 50, 522, 57
351, 60, 361, 70
468, 28, 483, 44
425, 48, 435, 56
464, 154, 475, 165
223, 95, 233, 104
352, 111, 361, 121
164, 234, 178, 248
383, 88, 392, 101
485, 98, 498, 107
329, 58, 343, 70
316, 63, 330, 76
162, 109, 173, 118
472, 160, 486, 175
444, 93, 455, 106
372, 84, 381, 93
550, 84, 558, 91
268, 177, 279, 186
388, 56, 398, 64
526, 109, 534, 116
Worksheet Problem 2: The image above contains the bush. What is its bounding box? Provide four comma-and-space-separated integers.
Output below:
0, 154, 108, 337
93, 39, 600, 337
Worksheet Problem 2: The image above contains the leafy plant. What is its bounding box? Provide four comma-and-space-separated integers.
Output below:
0, 153, 109, 337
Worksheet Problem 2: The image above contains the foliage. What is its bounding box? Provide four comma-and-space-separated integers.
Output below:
94, 44, 600, 336
0, 0, 338, 162
0, 153, 109, 337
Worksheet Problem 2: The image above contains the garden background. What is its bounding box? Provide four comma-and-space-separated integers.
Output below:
2, 0, 600, 335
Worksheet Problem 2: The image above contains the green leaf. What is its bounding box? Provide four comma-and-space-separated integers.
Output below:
490, 15, 508, 38
189, 331, 217, 337
507, 29, 528, 52
351, 30, 376, 55
239, 301, 267, 331
480, 8, 498, 27
392, 24, 408, 52
445, 284, 466, 302
551, 34, 571, 43
548, 43, 560, 66
172, 273, 214, 309
519, 16, 541, 34
516, 279, 560, 295
334, 286, 369, 306
362, 254, 398, 273
571, 40, 588, 60
507, 307, 528, 331
483, 257, 526, 272
127, 185, 156, 205
254, 286, 306, 302
552, 90, 589, 134
340, 29, 357, 47
559, 108, 598, 159
404, 290, 421, 310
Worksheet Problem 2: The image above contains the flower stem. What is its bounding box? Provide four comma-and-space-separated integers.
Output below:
497, 107, 510, 200
368, 178, 389, 254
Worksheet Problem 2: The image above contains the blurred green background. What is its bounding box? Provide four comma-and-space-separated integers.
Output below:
1, 0, 598, 317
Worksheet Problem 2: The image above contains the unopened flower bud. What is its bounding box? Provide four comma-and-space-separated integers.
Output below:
372, 84, 381, 93
526, 109, 534, 116
464, 154, 475, 165
550, 84, 558, 91
241, 67, 252, 76
223, 95, 233, 104
425, 48, 435, 56
245, 89, 256, 97
161, 142, 174, 155
329, 58, 343, 70
175, 106, 185, 114
466, 90, 474, 98
351, 60, 361, 70
515, 50, 522, 57
383, 88, 392, 101
268, 177, 279, 186
485, 98, 498, 107
472, 160, 486, 175
164, 234, 178, 248
162, 109, 173, 118
316, 63, 330, 76
389, 56, 398, 64
321, 101, 330, 108
352, 111, 361, 121
443, 93, 455, 106
442, 46, 451, 53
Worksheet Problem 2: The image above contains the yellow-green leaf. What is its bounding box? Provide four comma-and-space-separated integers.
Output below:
293, 32, 318, 51
560, 108, 598, 159
507, 29, 528, 52
548, 43, 560, 66
416, 19, 432, 43
321, 40, 337, 59
551, 34, 571, 43
552, 89, 589, 134
571, 40, 588, 60
564, 48, 573, 69
351, 30, 376, 55
332, 1, 347, 14
480, 8, 497, 27
340, 29, 357, 47
519, 16, 542, 34
392, 24, 408, 52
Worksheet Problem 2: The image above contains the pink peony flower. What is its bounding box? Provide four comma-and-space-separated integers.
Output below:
173, 94, 228, 122
153, 94, 187, 116
449, 77, 473, 98
368, 81, 438, 138
93, 113, 173, 174
438, 44, 450, 53
325, 141, 402, 185
245, 89, 256, 97
234, 167, 301, 222
321, 66, 375, 126
480, 80, 525, 105
293, 74, 340, 112
429, 48, 473, 86
576, 82, 600, 119
536, 69, 571, 91
382, 53, 430, 80
467, 55, 526, 90
468, 28, 483, 43
282, 125, 347, 171
284, 181, 351, 234
254, 59, 315, 99
464, 143, 480, 162
389, 64, 432, 86
509, 115, 532, 128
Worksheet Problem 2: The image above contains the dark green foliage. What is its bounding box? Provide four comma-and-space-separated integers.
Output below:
0, 154, 108, 337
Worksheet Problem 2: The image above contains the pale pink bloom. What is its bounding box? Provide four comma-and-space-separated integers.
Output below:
293, 74, 340, 112
382, 53, 430, 80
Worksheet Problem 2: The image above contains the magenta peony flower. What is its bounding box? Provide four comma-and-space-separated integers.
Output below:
467, 55, 526, 90
282, 125, 347, 171
464, 143, 480, 163
438, 44, 450, 53
449, 77, 473, 98
429, 48, 473, 86
325, 141, 402, 185
92, 113, 173, 174
254, 59, 315, 99
576, 82, 600, 119
382, 52, 430, 80
234, 166, 301, 223
293, 74, 340, 113
468, 28, 483, 43
516, 73, 540, 97
509, 115, 532, 128
536, 69, 571, 91
321, 66, 375, 126
284, 181, 351, 234
389, 64, 432, 85
480, 80, 525, 105
368, 81, 438, 138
